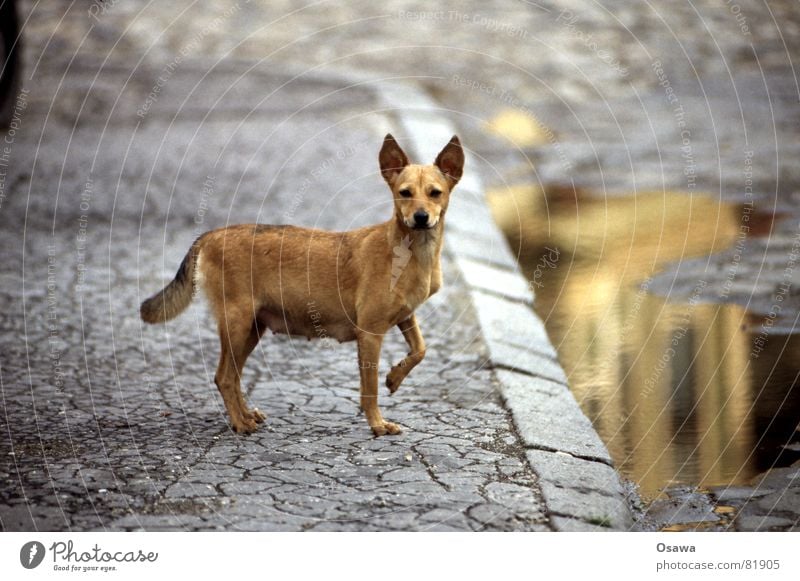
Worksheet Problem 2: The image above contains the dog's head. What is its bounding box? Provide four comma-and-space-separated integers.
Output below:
379, 134, 464, 231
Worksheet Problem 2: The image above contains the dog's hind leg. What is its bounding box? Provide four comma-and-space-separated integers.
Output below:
357, 331, 401, 436
237, 321, 267, 425
385, 314, 426, 394
214, 313, 264, 434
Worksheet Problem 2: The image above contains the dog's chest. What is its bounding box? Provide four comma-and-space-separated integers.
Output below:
404, 276, 431, 310
390, 267, 435, 321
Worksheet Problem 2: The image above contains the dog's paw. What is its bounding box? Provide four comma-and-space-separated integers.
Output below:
231, 417, 259, 434
385, 365, 405, 394
246, 408, 267, 423
370, 420, 403, 437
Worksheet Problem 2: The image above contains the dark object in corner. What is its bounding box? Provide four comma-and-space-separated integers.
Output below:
0, 0, 22, 128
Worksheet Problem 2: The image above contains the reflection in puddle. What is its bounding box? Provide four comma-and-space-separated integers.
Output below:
488, 185, 800, 499
484, 109, 551, 147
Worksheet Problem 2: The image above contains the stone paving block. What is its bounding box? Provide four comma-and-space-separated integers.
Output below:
551, 516, 619, 532
734, 515, 796, 531
446, 196, 505, 241
219, 481, 282, 496
749, 465, 800, 490
754, 489, 800, 514
710, 486, 775, 503
645, 495, 720, 527
104, 514, 210, 531
484, 481, 546, 520
164, 482, 220, 498
497, 370, 612, 464
454, 255, 532, 305
527, 449, 632, 530
444, 227, 520, 271
469, 290, 556, 358
538, 482, 632, 531
527, 449, 623, 496
486, 340, 567, 385
0, 505, 69, 532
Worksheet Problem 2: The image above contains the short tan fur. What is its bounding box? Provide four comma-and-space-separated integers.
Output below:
140, 135, 464, 436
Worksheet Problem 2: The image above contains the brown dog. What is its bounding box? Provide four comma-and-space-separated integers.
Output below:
140, 134, 464, 436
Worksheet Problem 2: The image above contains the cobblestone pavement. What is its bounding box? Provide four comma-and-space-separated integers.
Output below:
0, 72, 550, 532
0, 4, 556, 531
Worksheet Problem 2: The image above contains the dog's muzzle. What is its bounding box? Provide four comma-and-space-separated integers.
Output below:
408, 210, 437, 229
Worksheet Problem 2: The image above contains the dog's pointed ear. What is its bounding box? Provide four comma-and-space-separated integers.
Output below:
379, 134, 409, 185
435, 135, 464, 189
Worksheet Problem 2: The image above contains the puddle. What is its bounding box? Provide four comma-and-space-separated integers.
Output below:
487, 184, 800, 499
484, 109, 551, 147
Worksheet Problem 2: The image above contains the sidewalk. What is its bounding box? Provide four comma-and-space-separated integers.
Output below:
0, 46, 634, 530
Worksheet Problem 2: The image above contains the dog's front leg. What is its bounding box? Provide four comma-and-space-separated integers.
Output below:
386, 314, 426, 394
357, 331, 402, 436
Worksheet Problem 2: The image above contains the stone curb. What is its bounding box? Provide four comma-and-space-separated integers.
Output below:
372, 79, 634, 531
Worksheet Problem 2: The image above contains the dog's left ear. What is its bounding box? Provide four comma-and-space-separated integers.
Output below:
435, 135, 464, 189
379, 134, 410, 186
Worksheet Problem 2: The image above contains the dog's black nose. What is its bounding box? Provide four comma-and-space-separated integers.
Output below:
413, 211, 429, 227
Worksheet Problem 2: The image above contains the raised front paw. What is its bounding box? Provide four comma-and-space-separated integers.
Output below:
385, 364, 406, 394
370, 420, 403, 437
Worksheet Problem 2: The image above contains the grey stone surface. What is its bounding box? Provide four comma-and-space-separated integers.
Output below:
497, 370, 612, 464
750, 465, 800, 491
453, 256, 532, 305
709, 486, 774, 503
14, 0, 795, 534
469, 291, 557, 359
753, 490, 800, 515
442, 193, 504, 242
0, 13, 554, 530
735, 516, 797, 532
485, 341, 568, 385
551, 516, 619, 532
646, 494, 721, 528
527, 450, 632, 530
538, 482, 631, 531
444, 227, 521, 272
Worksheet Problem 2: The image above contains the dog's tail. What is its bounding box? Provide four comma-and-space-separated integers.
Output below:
140, 236, 205, 324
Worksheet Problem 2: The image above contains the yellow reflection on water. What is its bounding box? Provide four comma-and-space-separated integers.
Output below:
487, 184, 797, 498
484, 109, 551, 147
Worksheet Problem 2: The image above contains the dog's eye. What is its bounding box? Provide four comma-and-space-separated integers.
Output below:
429, 189, 442, 198
399, 189, 412, 198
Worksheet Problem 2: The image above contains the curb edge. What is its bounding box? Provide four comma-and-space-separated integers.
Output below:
373, 79, 635, 531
